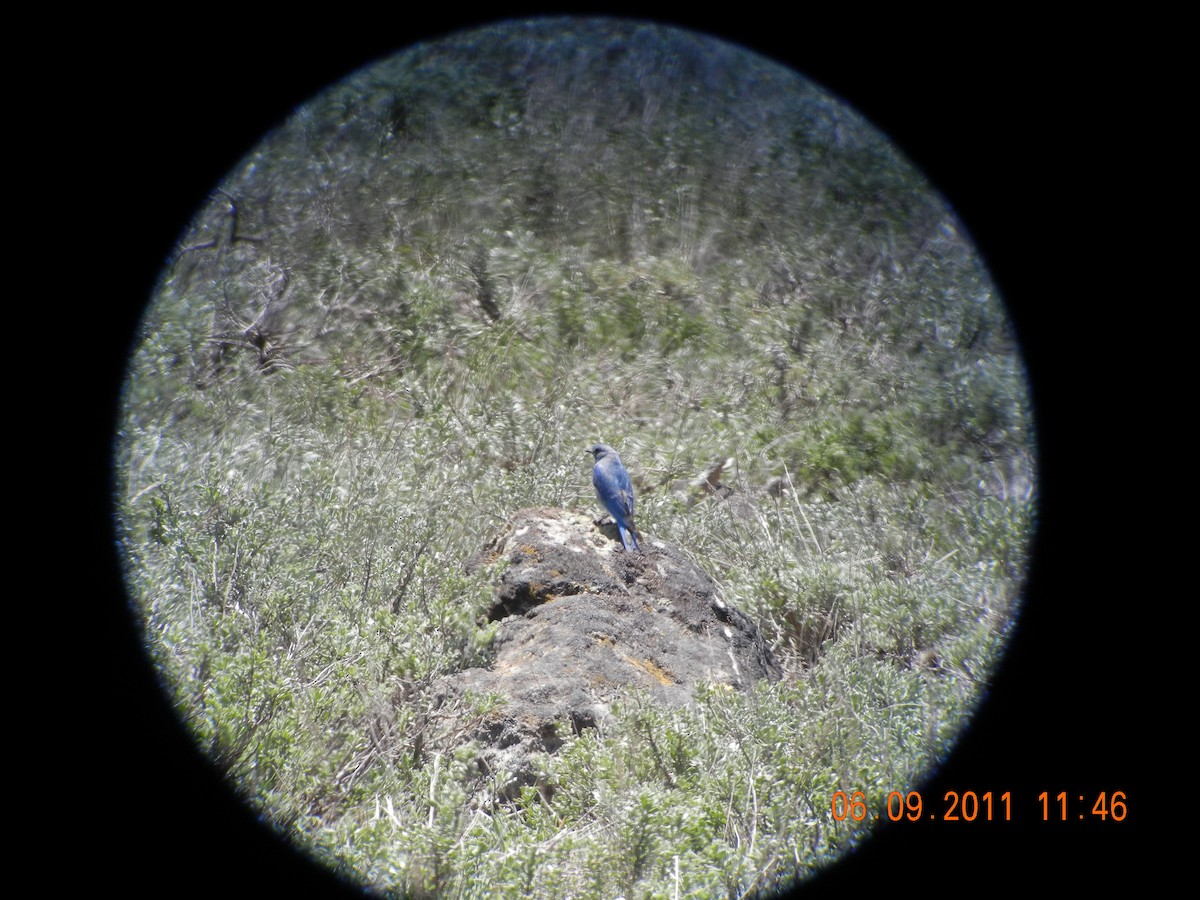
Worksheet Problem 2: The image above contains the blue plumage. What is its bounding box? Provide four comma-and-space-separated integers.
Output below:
589, 443, 640, 552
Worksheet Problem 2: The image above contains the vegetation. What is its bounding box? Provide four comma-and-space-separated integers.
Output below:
115, 19, 1034, 897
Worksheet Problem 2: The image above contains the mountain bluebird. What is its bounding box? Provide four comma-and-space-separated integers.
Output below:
589, 443, 640, 552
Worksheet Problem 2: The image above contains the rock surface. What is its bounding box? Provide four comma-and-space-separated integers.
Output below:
417, 507, 781, 799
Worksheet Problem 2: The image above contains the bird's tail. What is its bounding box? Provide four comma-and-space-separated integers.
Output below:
620, 524, 641, 552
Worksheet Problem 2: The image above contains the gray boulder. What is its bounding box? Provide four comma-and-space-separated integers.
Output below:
419, 507, 781, 800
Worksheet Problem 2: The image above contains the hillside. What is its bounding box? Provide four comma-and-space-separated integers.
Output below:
115, 19, 1035, 897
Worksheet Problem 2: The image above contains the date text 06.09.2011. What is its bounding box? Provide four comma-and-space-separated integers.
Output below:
830, 790, 1128, 823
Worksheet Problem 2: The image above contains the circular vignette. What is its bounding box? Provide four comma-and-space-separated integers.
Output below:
113, 17, 1037, 898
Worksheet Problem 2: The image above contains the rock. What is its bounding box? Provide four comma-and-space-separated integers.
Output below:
417, 507, 781, 801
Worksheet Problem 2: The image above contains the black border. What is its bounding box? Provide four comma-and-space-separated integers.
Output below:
84, 11, 1140, 895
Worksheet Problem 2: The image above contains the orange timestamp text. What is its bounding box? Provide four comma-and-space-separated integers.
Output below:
830, 790, 1128, 823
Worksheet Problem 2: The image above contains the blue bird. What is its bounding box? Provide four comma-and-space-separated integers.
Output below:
589, 443, 640, 552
